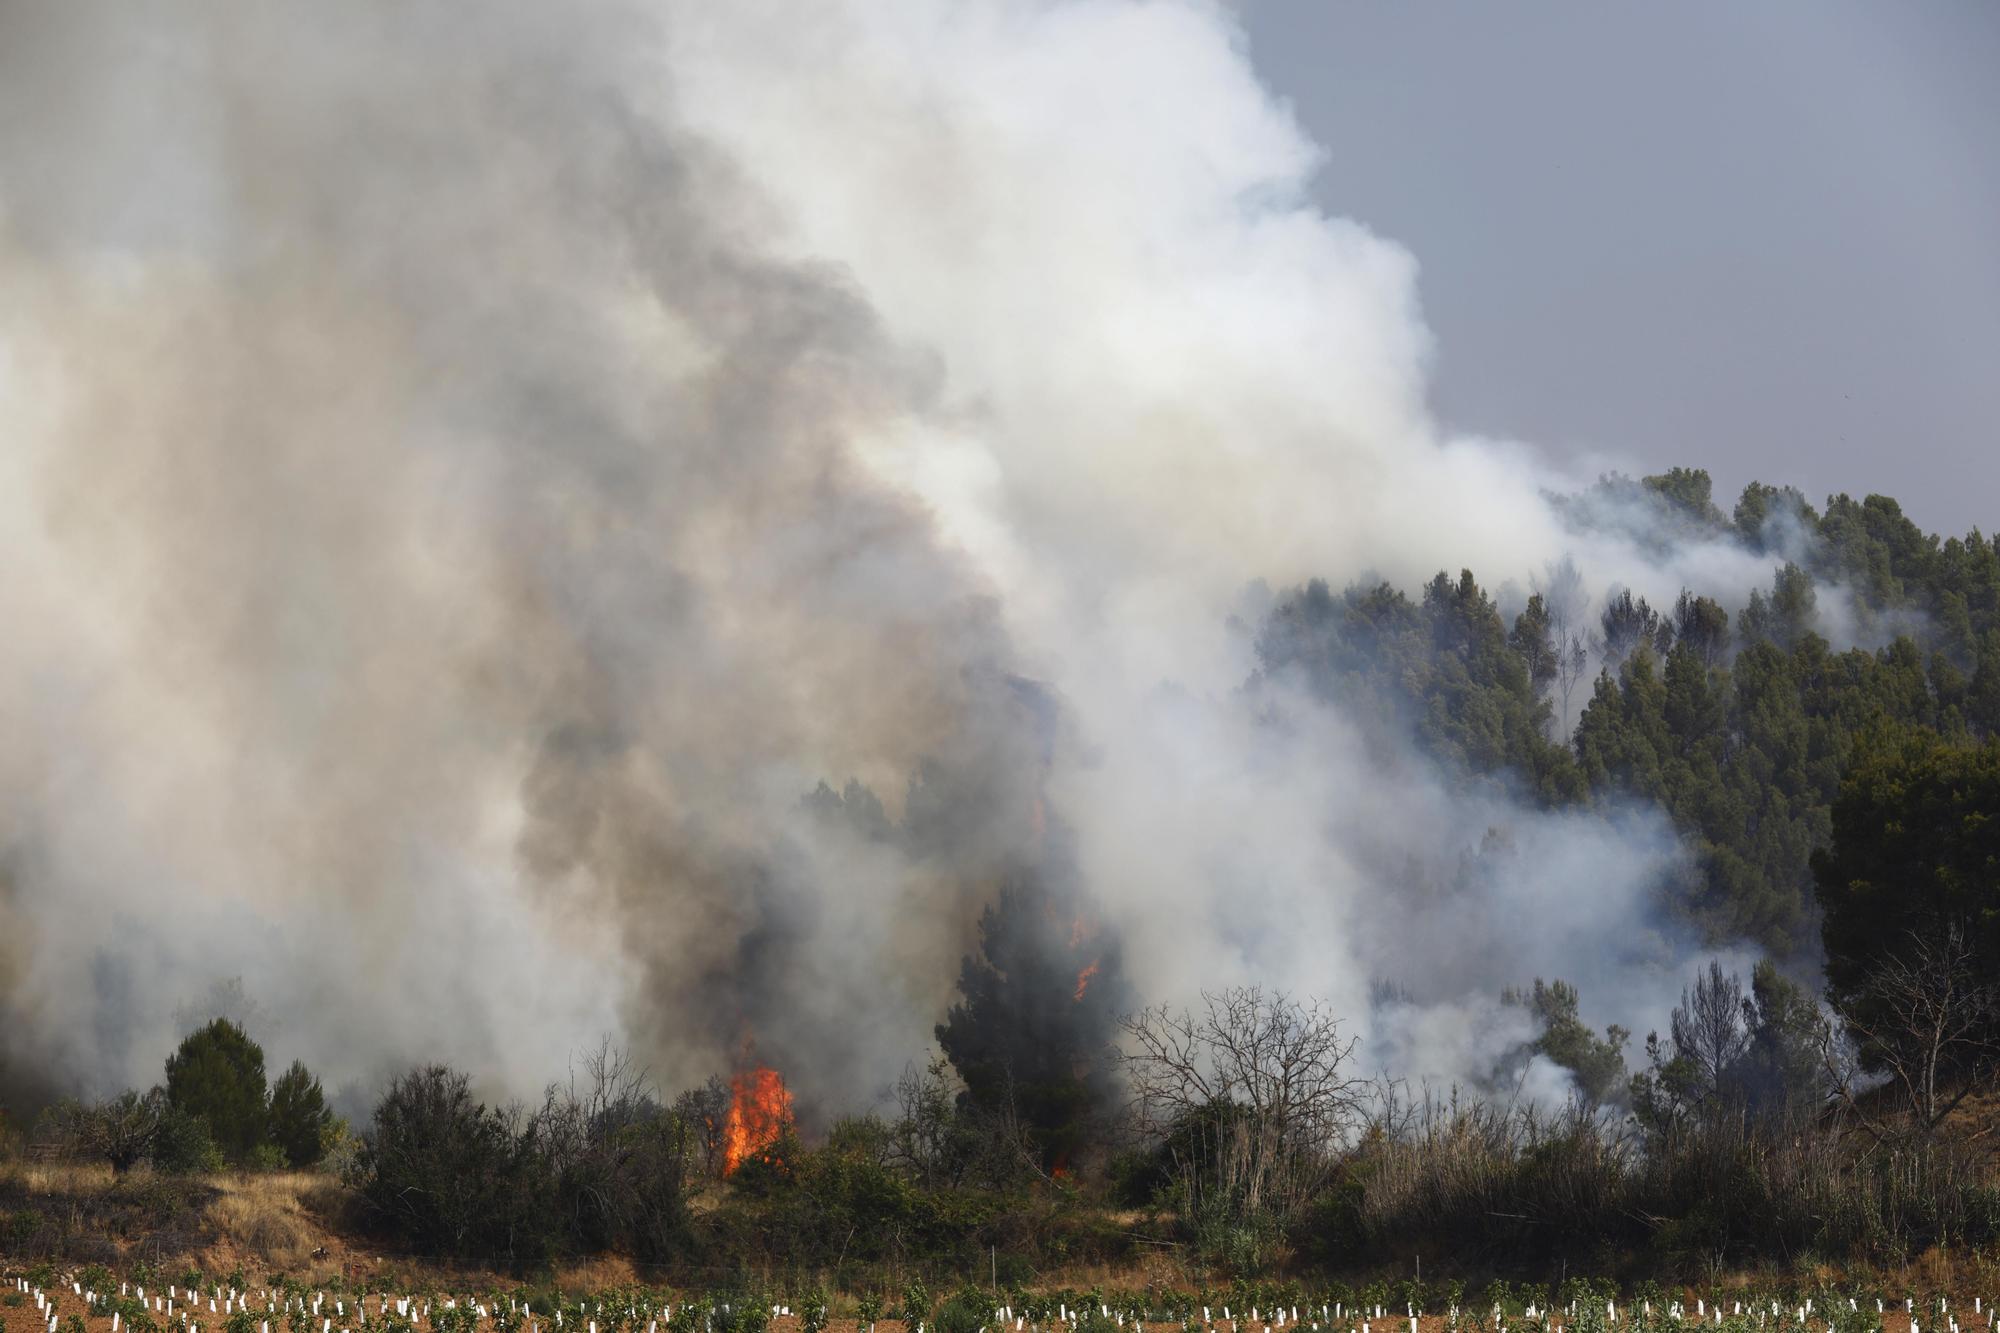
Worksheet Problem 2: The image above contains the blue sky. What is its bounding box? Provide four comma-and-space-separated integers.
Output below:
1243, 1, 2000, 536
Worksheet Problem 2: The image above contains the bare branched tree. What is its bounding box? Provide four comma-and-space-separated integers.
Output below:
572, 1036, 653, 1130
1841, 924, 2000, 1137
983, 1062, 1062, 1185
1555, 632, 1589, 728
670, 1075, 730, 1177
1117, 987, 1365, 1224
892, 1057, 964, 1189
33, 1090, 164, 1173
1537, 558, 1592, 735
1670, 961, 1751, 1110
529, 1039, 695, 1258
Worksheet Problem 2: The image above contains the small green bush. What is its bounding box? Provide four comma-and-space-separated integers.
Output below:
669, 1297, 711, 1333
900, 1278, 930, 1327
933, 1288, 989, 1333
3, 1209, 38, 1251
152, 1106, 224, 1174
731, 1301, 770, 1333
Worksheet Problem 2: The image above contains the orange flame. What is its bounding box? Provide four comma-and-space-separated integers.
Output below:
722, 1065, 795, 1175
1073, 959, 1101, 1002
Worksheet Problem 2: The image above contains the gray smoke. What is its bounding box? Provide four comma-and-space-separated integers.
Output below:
0, 0, 1804, 1117
0, 0, 1045, 1112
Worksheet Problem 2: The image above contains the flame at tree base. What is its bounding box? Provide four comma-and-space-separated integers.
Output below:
722, 1065, 795, 1175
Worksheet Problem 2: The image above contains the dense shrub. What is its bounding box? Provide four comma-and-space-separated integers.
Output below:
1315, 1095, 2000, 1273
359, 1065, 549, 1271
531, 1060, 696, 1263
92, 1090, 166, 1175
150, 1106, 224, 1174
357, 1056, 697, 1273
933, 1286, 990, 1333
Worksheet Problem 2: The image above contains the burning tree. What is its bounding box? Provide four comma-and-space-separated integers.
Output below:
722, 1064, 795, 1174
935, 870, 1125, 1172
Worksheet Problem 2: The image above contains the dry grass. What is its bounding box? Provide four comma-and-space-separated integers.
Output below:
0, 1158, 372, 1273
203, 1172, 321, 1269
0, 1158, 216, 1265
2, 1158, 121, 1196
551, 1254, 648, 1291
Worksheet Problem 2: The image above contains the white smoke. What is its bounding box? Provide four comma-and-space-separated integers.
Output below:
0, 0, 1797, 1112
664, 1, 1781, 1077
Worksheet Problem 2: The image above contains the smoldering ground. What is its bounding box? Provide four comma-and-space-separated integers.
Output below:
0, 0, 1821, 1119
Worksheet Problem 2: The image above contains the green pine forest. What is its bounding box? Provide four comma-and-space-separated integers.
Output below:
1258, 469, 2000, 961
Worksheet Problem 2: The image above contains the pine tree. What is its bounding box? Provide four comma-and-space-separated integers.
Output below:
269, 1060, 337, 1168
164, 1018, 269, 1160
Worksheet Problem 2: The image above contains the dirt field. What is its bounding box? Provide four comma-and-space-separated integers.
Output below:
0, 1292, 1963, 1333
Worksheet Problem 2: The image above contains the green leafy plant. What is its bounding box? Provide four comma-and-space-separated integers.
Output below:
901, 1280, 931, 1329
668, 1297, 710, 1333
721, 1297, 767, 1333
933, 1289, 990, 1333
3, 1209, 37, 1252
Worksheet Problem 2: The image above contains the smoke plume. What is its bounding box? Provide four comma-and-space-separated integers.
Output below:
0, 0, 1798, 1116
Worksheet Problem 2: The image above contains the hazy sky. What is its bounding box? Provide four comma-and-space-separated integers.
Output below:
1242, 2, 2000, 538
